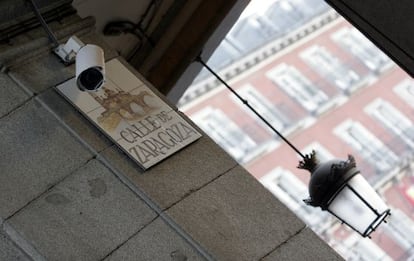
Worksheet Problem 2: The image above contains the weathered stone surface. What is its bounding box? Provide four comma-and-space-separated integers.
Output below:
0, 100, 92, 218
0, 0, 71, 30
8, 159, 157, 261
0, 230, 29, 261
167, 166, 305, 261
262, 228, 344, 261
105, 217, 205, 261
0, 74, 30, 118
38, 88, 113, 152
100, 135, 238, 209
8, 50, 75, 94
0, 16, 94, 69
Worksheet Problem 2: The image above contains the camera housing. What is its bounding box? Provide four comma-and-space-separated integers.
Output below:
54, 36, 105, 92
76, 44, 105, 92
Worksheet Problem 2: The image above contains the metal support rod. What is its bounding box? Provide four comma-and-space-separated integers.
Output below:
27, 0, 60, 47
196, 56, 306, 159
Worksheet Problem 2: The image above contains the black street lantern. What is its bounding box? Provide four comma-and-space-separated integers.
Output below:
298, 151, 391, 237
196, 56, 391, 238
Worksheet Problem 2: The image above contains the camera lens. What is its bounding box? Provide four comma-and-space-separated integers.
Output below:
78, 67, 104, 91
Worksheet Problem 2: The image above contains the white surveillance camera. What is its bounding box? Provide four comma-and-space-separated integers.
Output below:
55, 36, 105, 92
76, 44, 105, 91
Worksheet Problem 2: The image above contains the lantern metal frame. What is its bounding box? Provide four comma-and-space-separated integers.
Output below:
299, 152, 391, 238
328, 184, 391, 237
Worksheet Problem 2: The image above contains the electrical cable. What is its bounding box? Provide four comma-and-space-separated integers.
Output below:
137, 0, 159, 31
127, 0, 159, 60
103, 1, 159, 61
196, 55, 306, 159
27, 0, 60, 47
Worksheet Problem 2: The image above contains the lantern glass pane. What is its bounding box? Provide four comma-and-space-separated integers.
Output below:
328, 174, 389, 235
328, 185, 377, 234
348, 174, 388, 213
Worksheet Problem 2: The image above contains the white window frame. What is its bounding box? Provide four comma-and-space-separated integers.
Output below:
192, 107, 256, 162
260, 167, 330, 229
334, 119, 398, 172
236, 84, 291, 132
331, 27, 393, 73
300, 45, 361, 91
393, 79, 414, 108
266, 63, 329, 113
365, 98, 414, 148
383, 209, 414, 252
301, 142, 334, 163
338, 234, 392, 261
260, 168, 305, 212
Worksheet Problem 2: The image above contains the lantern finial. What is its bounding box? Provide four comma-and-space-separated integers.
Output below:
298, 150, 319, 173
332, 154, 356, 174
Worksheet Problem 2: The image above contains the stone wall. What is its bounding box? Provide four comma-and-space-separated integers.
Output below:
0, 4, 343, 261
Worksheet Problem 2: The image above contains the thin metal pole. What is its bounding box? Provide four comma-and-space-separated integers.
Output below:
196, 56, 306, 159
28, 0, 60, 47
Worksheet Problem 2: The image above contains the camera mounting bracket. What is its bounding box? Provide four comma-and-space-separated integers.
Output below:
54, 36, 85, 64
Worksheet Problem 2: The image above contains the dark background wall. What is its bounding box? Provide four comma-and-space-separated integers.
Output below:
326, 0, 414, 78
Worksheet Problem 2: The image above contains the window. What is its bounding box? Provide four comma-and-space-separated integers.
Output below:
332, 27, 392, 73
260, 168, 305, 211
301, 142, 334, 162
192, 107, 257, 163
338, 234, 392, 261
266, 63, 329, 114
393, 79, 414, 108
263, 0, 305, 35
290, 0, 330, 17
237, 84, 291, 132
334, 120, 398, 172
365, 98, 414, 148
260, 167, 331, 230
228, 14, 277, 53
383, 209, 414, 253
300, 45, 361, 91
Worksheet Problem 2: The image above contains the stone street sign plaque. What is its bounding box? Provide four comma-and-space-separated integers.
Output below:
56, 58, 202, 169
